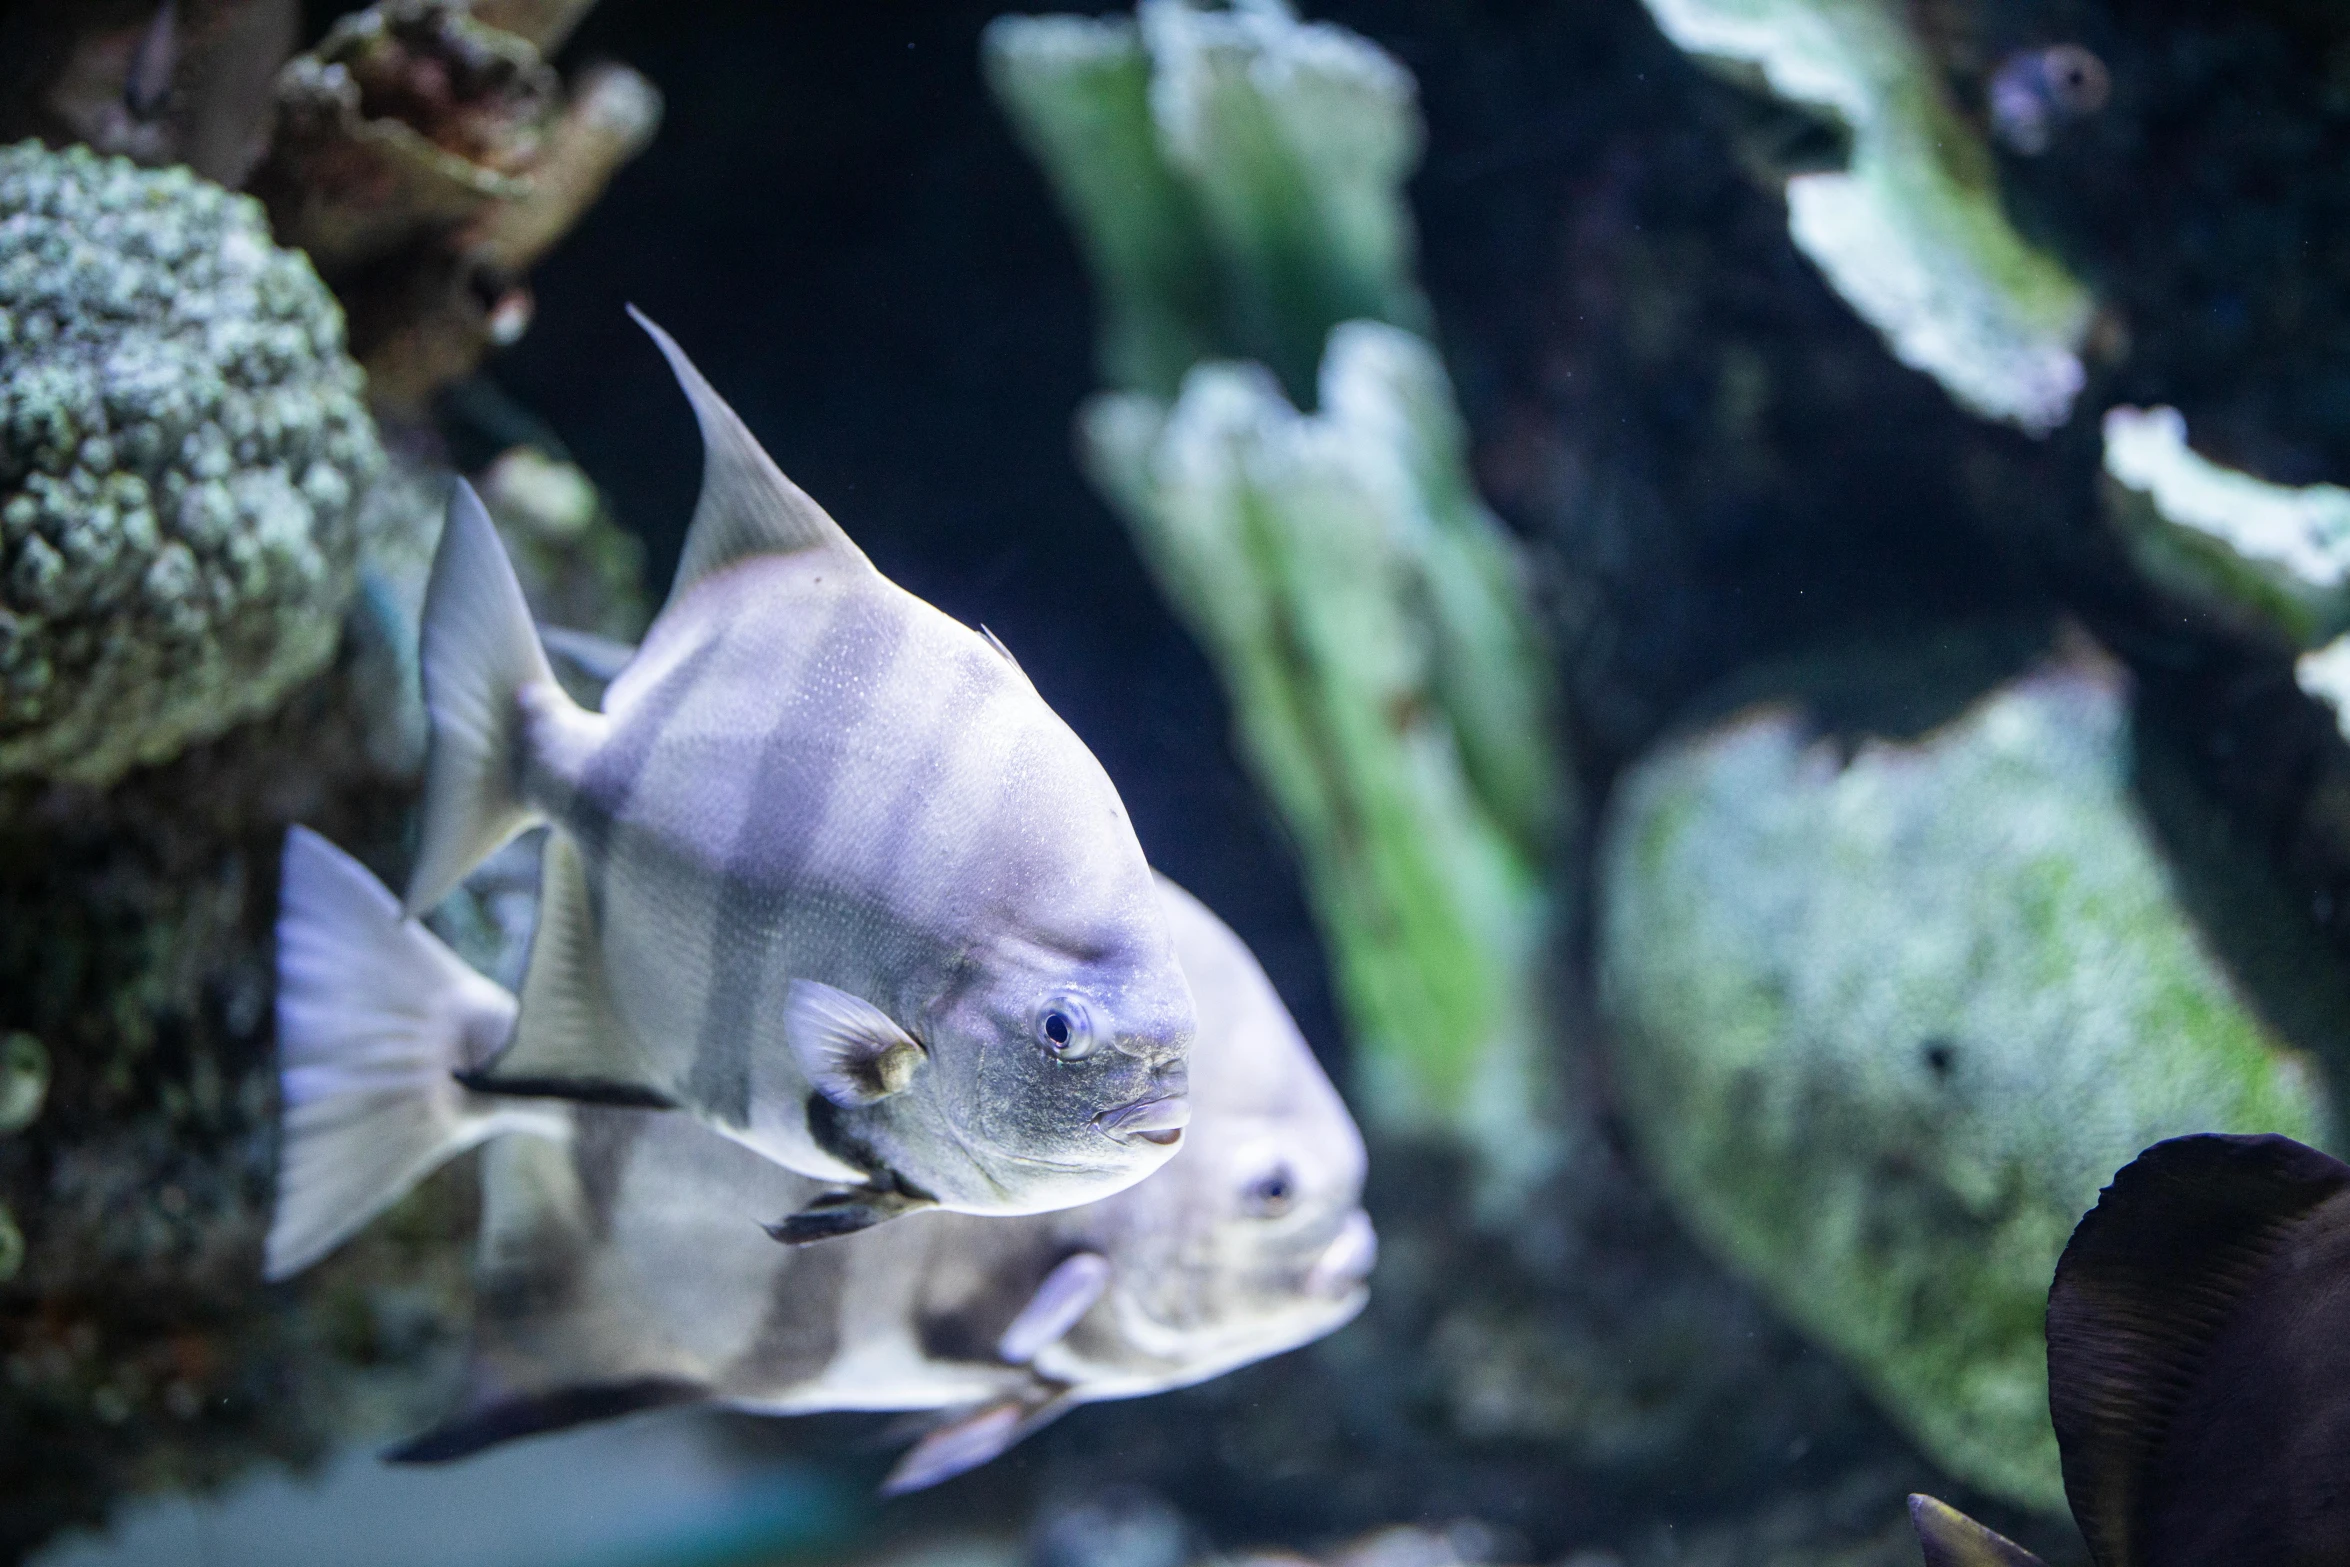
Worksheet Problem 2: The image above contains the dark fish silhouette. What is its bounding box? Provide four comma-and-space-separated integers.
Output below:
1911, 1132, 2350, 1567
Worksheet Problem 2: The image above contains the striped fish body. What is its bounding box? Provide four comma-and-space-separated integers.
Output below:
405, 877, 1374, 1490
537, 548, 1193, 1213
407, 311, 1198, 1229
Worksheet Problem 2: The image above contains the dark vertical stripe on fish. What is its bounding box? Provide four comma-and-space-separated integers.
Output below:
688, 597, 904, 1128
731, 1236, 850, 1387
574, 1103, 651, 1241
571, 632, 728, 898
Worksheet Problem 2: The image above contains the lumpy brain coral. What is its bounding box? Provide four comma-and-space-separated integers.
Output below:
0, 141, 383, 784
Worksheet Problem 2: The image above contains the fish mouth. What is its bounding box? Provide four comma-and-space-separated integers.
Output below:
1093, 1093, 1192, 1147
1304, 1210, 1378, 1298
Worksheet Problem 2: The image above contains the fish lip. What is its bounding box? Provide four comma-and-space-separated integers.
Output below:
1093, 1092, 1193, 1145
1305, 1210, 1377, 1297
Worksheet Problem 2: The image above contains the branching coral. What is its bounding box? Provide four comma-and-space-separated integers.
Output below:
0, 142, 383, 785
2101, 404, 2350, 653
251, 0, 661, 416
1088, 326, 1559, 1178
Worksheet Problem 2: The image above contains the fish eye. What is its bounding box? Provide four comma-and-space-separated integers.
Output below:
1243, 1165, 1296, 1218
1034, 998, 1098, 1061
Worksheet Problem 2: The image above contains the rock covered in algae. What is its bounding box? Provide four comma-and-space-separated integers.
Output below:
985, 0, 1429, 402
1087, 321, 1562, 1189
1597, 637, 2336, 1511
1638, 0, 2093, 434
0, 142, 383, 785
2102, 404, 2350, 654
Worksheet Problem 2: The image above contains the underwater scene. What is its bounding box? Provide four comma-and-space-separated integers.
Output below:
3, 0, 2349, 1562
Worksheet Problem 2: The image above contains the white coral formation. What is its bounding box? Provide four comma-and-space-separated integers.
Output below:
0, 142, 383, 784
1643, 0, 2093, 434
2103, 404, 2350, 652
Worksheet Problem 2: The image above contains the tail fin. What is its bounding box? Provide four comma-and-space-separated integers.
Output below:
406, 480, 564, 915
268, 827, 562, 1281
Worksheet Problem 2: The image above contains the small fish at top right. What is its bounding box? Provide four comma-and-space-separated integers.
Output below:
1911, 1132, 2350, 1567
1988, 45, 2110, 156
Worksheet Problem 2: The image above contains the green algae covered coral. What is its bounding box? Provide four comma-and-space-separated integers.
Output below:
0, 141, 383, 785
1597, 641, 2336, 1511
1640, 0, 2093, 434
1088, 322, 1562, 1188
986, 0, 1429, 403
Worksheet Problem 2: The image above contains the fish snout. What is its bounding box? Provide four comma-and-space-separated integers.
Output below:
1109, 1022, 1191, 1069
1305, 1210, 1377, 1298
1094, 1086, 1193, 1148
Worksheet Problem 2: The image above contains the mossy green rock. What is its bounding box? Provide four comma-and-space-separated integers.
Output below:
1597, 642, 2336, 1511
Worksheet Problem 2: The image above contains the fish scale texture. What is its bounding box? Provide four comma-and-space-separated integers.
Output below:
0, 141, 383, 785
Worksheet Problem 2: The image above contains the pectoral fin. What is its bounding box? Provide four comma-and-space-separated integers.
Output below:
461, 835, 672, 1109
880, 1384, 1076, 1496
785, 980, 926, 1106
763, 1183, 936, 1246
996, 1252, 1111, 1365
1907, 1496, 2047, 1567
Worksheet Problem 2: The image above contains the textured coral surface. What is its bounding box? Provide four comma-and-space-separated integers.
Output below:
0, 143, 381, 785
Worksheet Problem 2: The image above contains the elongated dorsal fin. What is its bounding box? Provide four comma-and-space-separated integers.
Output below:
2047, 1132, 2350, 1567
628, 306, 871, 602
